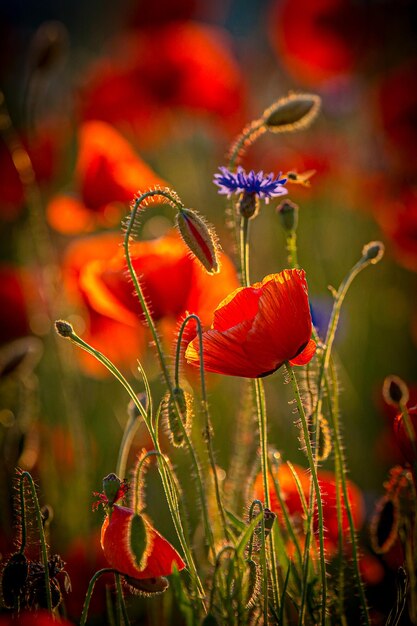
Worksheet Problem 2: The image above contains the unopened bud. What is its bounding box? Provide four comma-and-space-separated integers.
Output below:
237, 192, 260, 219
277, 199, 299, 232
163, 387, 193, 448
55, 320, 74, 338
176, 208, 219, 274
361, 241, 385, 265
244, 558, 260, 608
383, 375, 409, 407
262, 93, 321, 133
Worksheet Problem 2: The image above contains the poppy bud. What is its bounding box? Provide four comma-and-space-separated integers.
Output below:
163, 387, 193, 448
176, 208, 220, 274
1, 552, 28, 608
277, 199, 299, 232
244, 558, 260, 608
361, 241, 385, 265
383, 375, 409, 407
370, 495, 399, 554
55, 320, 74, 338
262, 93, 321, 133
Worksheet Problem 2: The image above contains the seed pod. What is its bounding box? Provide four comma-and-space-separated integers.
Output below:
163, 387, 193, 448
1, 552, 28, 608
176, 208, 220, 274
262, 93, 321, 133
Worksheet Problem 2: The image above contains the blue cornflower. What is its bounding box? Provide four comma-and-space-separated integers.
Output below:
214, 166, 288, 203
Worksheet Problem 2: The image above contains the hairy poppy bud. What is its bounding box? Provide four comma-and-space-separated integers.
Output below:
163, 387, 193, 448
361, 241, 384, 265
1, 552, 28, 608
383, 375, 409, 407
262, 93, 321, 133
277, 199, 299, 232
176, 208, 219, 274
54, 320, 74, 338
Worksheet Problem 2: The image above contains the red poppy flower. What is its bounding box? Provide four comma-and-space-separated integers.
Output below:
0, 612, 74, 625
394, 405, 417, 466
101, 505, 185, 579
185, 269, 315, 378
374, 59, 417, 177
47, 121, 166, 234
374, 185, 417, 273
268, 0, 367, 87
79, 21, 246, 145
253, 462, 365, 554
0, 265, 32, 345
62, 230, 238, 375
0, 125, 62, 222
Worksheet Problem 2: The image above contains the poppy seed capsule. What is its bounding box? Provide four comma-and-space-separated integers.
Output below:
176, 208, 219, 274
277, 199, 299, 232
164, 388, 193, 448
262, 93, 321, 133
103, 473, 123, 506
383, 375, 409, 407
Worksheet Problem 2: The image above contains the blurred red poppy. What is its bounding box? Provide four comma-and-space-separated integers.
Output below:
101, 504, 185, 579
185, 269, 315, 378
374, 59, 417, 177
253, 462, 365, 555
375, 185, 417, 273
0, 265, 32, 345
0, 126, 62, 222
79, 21, 246, 145
62, 230, 238, 375
268, 0, 366, 86
63, 532, 110, 620
47, 121, 166, 234
0, 611, 74, 625
394, 405, 417, 466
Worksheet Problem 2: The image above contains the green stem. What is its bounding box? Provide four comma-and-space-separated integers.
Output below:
285, 364, 327, 626
80, 568, 117, 626
58, 326, 205, 604
176, 314, 230, 542
249, 501, 269, 625
115, 572, 130, 626
254, 378, 281, 614
125, 195, 215, 560
285, 231, 299, 268
116, 410, 141, 480
19, 472, 52, 612
240, 216, 251, 287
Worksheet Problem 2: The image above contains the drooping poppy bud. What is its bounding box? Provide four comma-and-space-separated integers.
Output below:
176, 208, 220, 274
163, 387, 193, 448
262, 93, 321, 133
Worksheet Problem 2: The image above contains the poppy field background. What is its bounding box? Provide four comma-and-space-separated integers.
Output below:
1, 0, 417, 624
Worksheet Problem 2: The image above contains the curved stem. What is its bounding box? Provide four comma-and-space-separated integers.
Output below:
176, 314, 230, 542
80, 568, 117, 626
115, 572, 130, 626
125, 197, 215, 560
